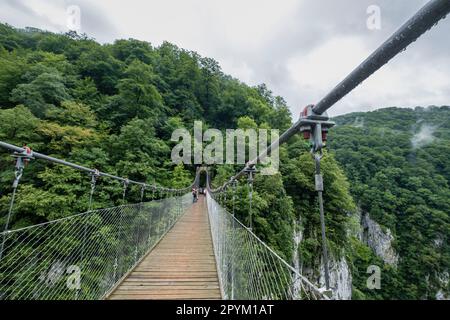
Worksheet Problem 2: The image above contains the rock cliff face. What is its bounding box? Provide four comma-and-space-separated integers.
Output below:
293, 217, 352, 300
435, 271, 449, 300
294, 210, 401, 300
319, 256, 352, 300
360, 212, 399, 266
292, 220, 303, 298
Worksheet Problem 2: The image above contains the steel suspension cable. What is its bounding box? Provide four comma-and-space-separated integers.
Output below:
210, 0, 450, 192
0, 141, 195, 194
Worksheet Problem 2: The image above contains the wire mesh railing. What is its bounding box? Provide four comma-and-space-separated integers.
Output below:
0, 193, 192, 300
206, 192, 327, 300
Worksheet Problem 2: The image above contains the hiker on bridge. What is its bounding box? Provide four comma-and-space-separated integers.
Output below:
192, 187, 198, 203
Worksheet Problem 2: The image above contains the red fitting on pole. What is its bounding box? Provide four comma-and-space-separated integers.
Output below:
22, 145, 32, 166
300, 105, 314, 140
301, 106, 309, 117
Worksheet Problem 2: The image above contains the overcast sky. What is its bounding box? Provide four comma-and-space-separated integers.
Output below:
1, 0, 449, 116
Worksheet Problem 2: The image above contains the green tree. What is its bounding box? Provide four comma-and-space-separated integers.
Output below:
10, 69, 70, 117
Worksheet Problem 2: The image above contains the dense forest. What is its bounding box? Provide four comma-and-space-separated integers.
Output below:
330, 107, 450, 299
0, 23, 448, 299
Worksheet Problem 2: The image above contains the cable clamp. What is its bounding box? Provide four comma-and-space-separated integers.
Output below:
299, 105, 335, 153
11, 146, 34, 187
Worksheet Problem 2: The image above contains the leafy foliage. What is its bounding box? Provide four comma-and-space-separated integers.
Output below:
330, 107, 450, 299
0, 24, 292, 239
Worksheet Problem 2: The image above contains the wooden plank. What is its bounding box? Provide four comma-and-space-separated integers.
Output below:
118, 282, 219, 287
107, 196, 221, 300
110, 294, 221, 300
114, 286, 220, 292
123, 278, 220, 282
126, 273, 219, 278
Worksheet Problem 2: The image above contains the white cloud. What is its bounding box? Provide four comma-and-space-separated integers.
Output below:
286, 36, 370, 115
24, 0, 67, 29
0, 0, 449, 118
336, 53, 450, 115
411, 124, 437, 149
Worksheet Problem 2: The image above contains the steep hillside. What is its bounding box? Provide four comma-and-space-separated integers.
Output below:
330, 106, 450, 299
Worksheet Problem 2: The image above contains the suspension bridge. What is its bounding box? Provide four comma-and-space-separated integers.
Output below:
0, 0, 449, 300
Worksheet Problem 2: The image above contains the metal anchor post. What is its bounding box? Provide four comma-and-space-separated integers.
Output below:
122, 179, 129, 202
88, 169, 100, 212
135, 184, 146, 263
231, 179, 238, 300
232, 180, 237, 217
80, 169, 100, 298
0, 147, 34, 261
314, 152, 330, 291
244, 166, 257, 230
299, 105, 335, 293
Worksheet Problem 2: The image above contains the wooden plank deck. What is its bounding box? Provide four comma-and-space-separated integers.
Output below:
108, 195, 222, 300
